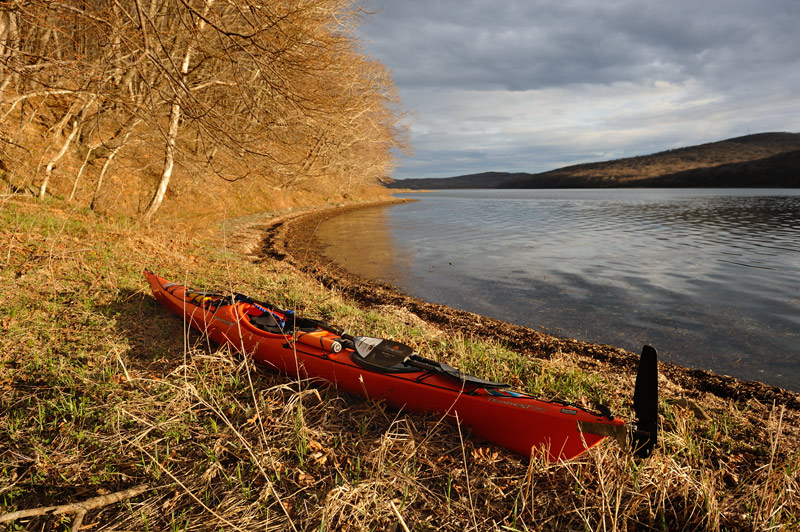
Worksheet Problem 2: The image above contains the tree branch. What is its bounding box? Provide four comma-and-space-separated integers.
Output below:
0, 485, 149, 528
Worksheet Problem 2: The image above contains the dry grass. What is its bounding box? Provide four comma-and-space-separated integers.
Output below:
1, 196, 799, 531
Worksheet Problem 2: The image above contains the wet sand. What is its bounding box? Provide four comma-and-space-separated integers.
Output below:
254, 199, 800, 412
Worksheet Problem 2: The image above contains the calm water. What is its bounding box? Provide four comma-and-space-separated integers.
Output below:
316, 189, 800, 391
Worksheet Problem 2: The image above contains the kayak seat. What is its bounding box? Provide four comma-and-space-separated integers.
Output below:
249, 312, 284, 334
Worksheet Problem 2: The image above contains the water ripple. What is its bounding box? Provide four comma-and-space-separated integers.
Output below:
317, 189, 800, 391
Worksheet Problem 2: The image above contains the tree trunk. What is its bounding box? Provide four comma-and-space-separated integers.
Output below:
68, 146, 95, 202
39, 115, 80, 199
142, 0, 214, 221
39, 96, 96, 199
142, 99, 181, 220
89, 125, 134, 210
89, 146, 122, 211
0, 8, 18, 95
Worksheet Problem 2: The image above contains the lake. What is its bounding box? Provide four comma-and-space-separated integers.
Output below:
315, 189, 800, 391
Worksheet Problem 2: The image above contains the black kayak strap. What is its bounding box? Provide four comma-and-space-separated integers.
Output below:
404, 354, 510, 388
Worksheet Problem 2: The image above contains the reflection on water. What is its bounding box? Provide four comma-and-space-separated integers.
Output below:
316, 189, 800, 391
315, 206, 414, 282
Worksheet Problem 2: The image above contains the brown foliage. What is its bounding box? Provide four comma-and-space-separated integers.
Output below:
0, 0, 409, 218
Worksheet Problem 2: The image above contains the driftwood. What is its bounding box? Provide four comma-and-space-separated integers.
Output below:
0, 484, 148, 531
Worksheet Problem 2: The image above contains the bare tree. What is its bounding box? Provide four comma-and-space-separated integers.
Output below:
0, 3, 19, 95
141, 0, 215, 220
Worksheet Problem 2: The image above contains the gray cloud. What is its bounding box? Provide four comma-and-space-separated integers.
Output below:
359, 0, 800, 178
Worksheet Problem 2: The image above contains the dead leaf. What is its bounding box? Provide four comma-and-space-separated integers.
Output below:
311, 451, 328, 466
472, 447, 500, 464
296, 471, 315, 486
281, 497, 296, 516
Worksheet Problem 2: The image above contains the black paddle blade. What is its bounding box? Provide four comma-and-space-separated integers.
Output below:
350, 337, 421, 373
349, 337, 510, 388
631, 345, 659, 458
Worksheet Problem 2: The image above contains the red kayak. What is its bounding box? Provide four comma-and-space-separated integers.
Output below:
144, 270, 658, 460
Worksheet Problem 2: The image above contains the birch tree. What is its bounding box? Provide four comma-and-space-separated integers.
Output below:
140, 0, 215, 220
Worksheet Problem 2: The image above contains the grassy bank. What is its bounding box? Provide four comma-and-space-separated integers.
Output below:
1, 197, 798, 531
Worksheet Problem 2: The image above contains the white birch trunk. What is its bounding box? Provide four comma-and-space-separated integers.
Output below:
40, 115, 80, 199
89, 141, 126, 210
142, 0, 214, 221
39, 95, 96, 199
142, 99, 181, 219
68, 146, 95, 202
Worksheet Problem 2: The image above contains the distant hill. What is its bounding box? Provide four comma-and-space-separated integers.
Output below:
385, 132, 800, 189
383, 171, 524, 189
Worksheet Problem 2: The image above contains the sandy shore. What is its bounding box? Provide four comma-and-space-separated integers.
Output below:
250, 199, 800, 414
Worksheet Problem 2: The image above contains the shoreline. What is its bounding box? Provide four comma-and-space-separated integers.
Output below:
255, 199, 800, 412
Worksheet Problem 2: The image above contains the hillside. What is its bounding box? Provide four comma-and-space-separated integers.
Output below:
386, 132, 800, 189
635, 148, 800, 187
383, 171, 524, 189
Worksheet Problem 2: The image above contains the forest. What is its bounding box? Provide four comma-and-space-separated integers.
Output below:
0, 0, 409, 219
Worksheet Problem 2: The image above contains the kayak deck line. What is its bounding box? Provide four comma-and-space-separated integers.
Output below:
144, 269, 658, 461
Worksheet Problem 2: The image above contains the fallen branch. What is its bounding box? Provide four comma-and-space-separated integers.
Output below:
0, 484, 148, 531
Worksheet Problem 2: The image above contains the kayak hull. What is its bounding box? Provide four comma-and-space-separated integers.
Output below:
145, 270, 624, 460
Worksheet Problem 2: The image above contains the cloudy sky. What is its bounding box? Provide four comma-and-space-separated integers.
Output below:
357, 0, 800, 180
